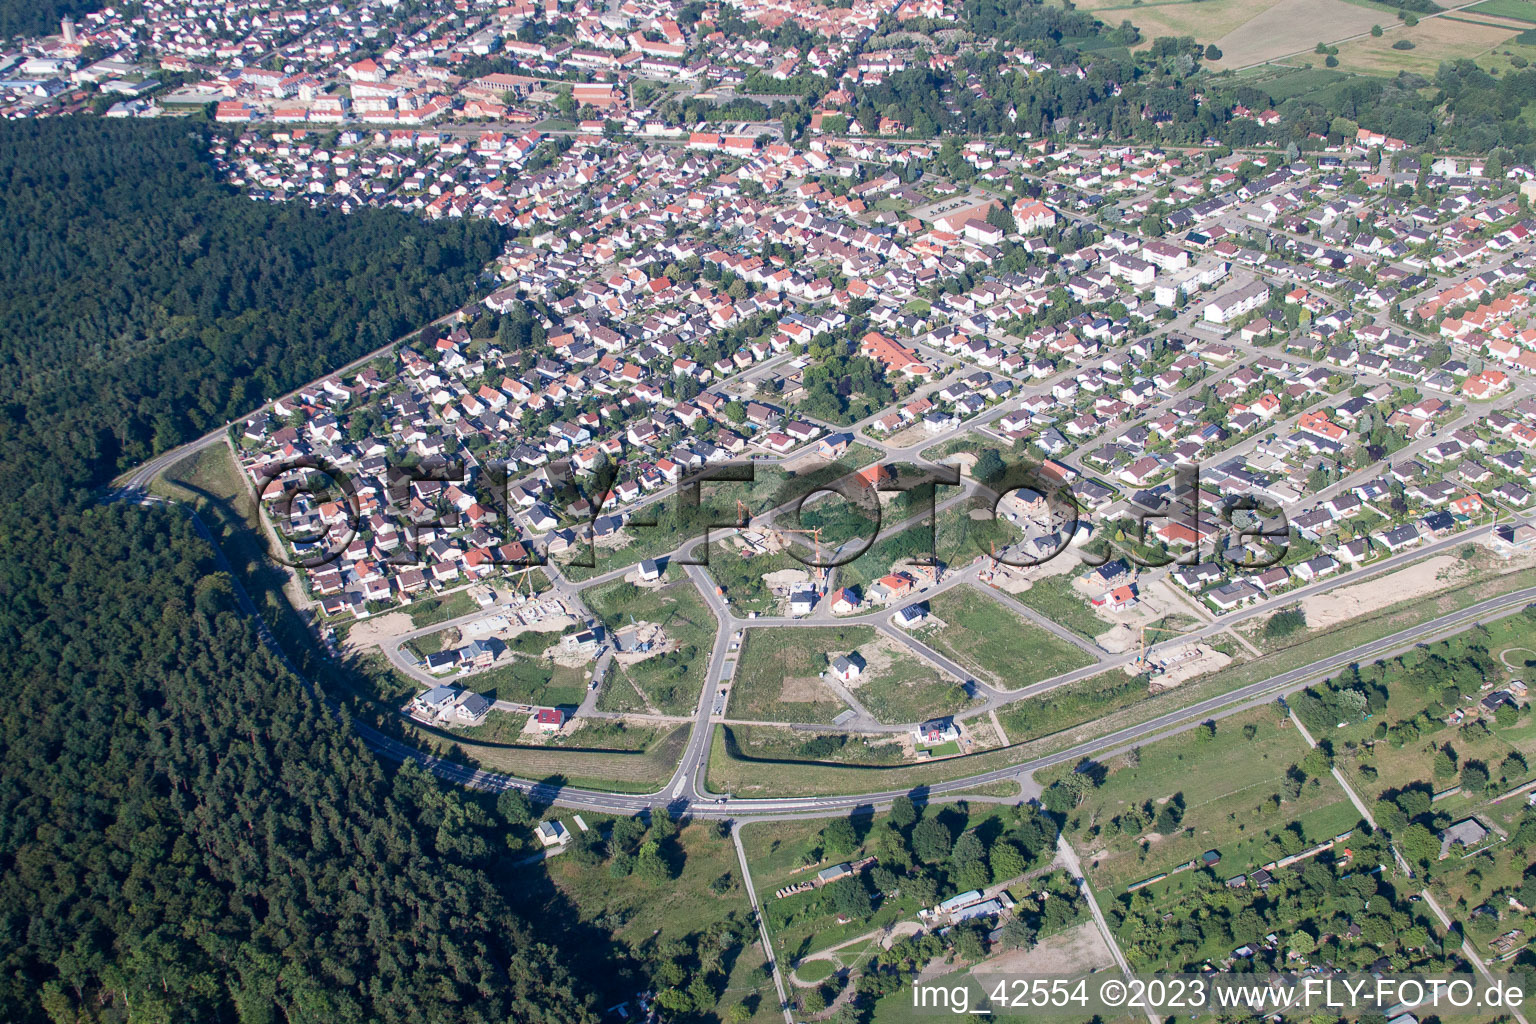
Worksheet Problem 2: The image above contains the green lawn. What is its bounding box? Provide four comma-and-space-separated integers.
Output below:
728, 626, 864, 723
920, 586, 1094, 690
1011, 573, 1107, 641
406, 587, 479, 627
459, 629, 589, 707
855, 649, 982, 725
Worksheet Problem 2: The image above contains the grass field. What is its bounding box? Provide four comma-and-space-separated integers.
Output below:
1012, 574, 1107, 641
457, 714, 663, 750
1114, 0, 1289, 45
1332, 16, 1518, 74
707, 541, 812, 616
920, 586, 1095, 690
586, 577, 718, 715
1097, 0, 1381, 66
728, 626, 866, 723
995, 668, 1154, 748
1053, 706, 1360, 893
406, 587, 479, 627
1243, 65, 1354, 101
855, 647, 982, 725
832, 523, 938, 595
1468, 0, 1536, 22
720, 724, 911, 767
416, 713, 687, 792
933, 501, 1023, 569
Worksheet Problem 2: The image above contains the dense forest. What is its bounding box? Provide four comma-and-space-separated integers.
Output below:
0, 0, 96, 39
0, 118, 501, 492
0, 119, 594, 1023
0, 506, 595, 1023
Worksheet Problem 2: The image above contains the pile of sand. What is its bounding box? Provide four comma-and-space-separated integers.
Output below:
1096, 623, 1138, 654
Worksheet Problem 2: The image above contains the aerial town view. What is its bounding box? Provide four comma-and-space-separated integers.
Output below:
12, 0, 1536, 1019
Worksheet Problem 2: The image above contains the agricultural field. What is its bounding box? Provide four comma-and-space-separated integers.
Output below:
1100, 0, 1382, 66
919, 586, 1095, 690
1332, 16, 1519, 74
586, 577, 717, 715
1110, 0, 1290, 42
727, 626, 867, 723
1047, 707, 1361, 894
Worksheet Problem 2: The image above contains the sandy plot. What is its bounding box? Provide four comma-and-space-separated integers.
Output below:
948, 452, 979, 474
781, 675, 836, 702
1146, 643, 1233, 692
1299, 554, 1466, 629
1332, 16, 1517, 74
344, 611, 416, 652
883, 424, 933, 450
989, 548, 1080, 593
975, 920, 1116, 976
764, 567, 812, 590
843, 635, 902, 684
1209, 0, 1391, 66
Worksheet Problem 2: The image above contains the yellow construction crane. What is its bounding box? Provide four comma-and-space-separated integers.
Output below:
777, 526, 828, 585
1134, 620, 1197, 672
